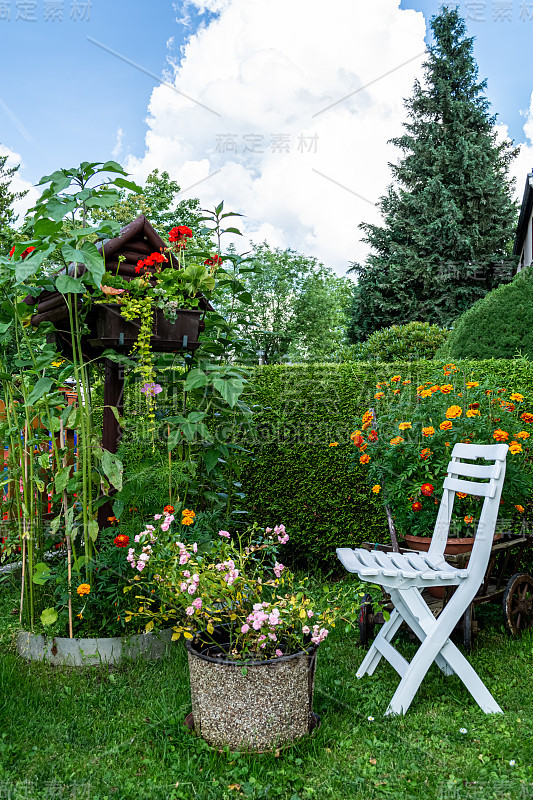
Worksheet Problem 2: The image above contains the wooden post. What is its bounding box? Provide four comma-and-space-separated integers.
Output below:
98, 358, 124, 529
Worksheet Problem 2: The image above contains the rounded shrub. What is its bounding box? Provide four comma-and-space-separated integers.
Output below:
356, 321, 449, 362
441, 270, 533, 360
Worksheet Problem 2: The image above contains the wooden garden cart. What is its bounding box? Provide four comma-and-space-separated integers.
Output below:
357, 532, 533, 651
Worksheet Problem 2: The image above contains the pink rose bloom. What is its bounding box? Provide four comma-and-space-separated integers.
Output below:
185, 606, 194, 616
302, 625, 310, 635
258, 634, 266, 642
307, 610, 314, 618
179, 554, 189, 565
187, 584, 196, 595
218, 530, 230, 538
192, 574, 199, 583
139, 553, 150, 562
241, 624, 250, 633
183, 570, 190, 578
192, 597, 202, 610
136, 562, 145, 572
192, 543, 198, 553
275, 649, 283, 657
273, 562, 284, 578
180, 582, 187, 592
154, 514, 162, 520
265, 527, 272, 533
134, 535, 141, 543
269, 632, 277, 641
161, 522, 170, 532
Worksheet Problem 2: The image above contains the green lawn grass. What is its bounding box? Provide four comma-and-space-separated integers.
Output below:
1, 573, 532, 800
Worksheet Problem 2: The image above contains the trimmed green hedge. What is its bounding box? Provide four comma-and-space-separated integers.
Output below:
242, 360, 533, 569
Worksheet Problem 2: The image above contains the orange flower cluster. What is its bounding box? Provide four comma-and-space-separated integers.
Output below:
182, 509, 196, 526
493, 429, 509, 442
390, 436, 404, 446
440, 420, 453, 431
398, 422, 412, 431
521, 412, 533, 423
446, 405, 463, 419
422, 426, 435, 437
420, 448, 432, 460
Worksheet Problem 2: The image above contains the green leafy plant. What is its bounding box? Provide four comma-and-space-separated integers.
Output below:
125, 511, 371, 660
353, 364, 533, 538
355, 321, 449, 362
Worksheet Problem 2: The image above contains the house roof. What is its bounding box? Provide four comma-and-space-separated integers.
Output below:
513, 171, 533, 259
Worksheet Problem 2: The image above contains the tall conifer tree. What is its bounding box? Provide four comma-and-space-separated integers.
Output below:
348, 6, 518, 342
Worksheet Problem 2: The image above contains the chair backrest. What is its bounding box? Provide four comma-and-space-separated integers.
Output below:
428, 443, 508, 575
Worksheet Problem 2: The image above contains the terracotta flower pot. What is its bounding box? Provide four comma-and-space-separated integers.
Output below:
185, 631, 319, 752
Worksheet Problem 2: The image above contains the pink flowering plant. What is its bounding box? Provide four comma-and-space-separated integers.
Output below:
124, 512, 368, 661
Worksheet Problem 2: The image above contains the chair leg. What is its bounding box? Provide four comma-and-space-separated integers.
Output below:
391, 589, 455, 677
356, 609, 403, 678
384, 594, 503, 716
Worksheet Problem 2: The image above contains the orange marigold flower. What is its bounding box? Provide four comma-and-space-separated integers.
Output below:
181, 516, 195, 526
444, 363, 457, 372
391, 375, 401, 382
403, 380, 411, 385
77, 583, 90, 596
419, 389, 432, 398
445, 442, 450, 447
457, 492, 467, 499
114, 534, 130, 548
509, 441, 523, 454
368, 430, 378, 442
351, 434, 364, 448
515, 431, 530, 439
398, 422, 412, 430
440, 420, 453, 431
372, 485, 381, 494
464, 515, 474, 524
411, 501, 422, 512
107, 515, 118, 524
421, 483, 434, 497
374, 392, 385, 399
390, 436, 404, 446
515, 505, 525, 513
328, 442, 338, 447
466, 381, 479, 388
429, 385, 441, 392
359, 454, 370, 464
446, 405, 463, 419
420, 448, 432, 460
466, 409, 480, 418
422, 426, 435, 437
520, 412, 533, 423
163, 505, 175, 514
469, 402, 480, 410
362, 410, 373, 430
510, 393, 524, 402
393, 389, 400, 394
502, 402, 515, 412
493, 429, 509, 442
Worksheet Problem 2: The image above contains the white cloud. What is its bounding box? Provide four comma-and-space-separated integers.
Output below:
112, 127, 124, 159
127, 0, 427, 274
502, 92, 533, 204
0, 144, 38, 223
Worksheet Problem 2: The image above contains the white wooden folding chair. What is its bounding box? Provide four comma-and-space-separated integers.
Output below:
337, 442, 508, 716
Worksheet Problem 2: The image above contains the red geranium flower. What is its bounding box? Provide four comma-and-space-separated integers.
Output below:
204, 254, 223, 267
114, 534, 130, 548
412, 501, 422, 512
421, 483, 434, 497
169, 225, 193, 243
9, 245, 35, 259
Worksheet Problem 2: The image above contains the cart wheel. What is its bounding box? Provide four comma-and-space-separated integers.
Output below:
358, 594, 375, 646
462, 603, 473, 652
503, 573, 533, 636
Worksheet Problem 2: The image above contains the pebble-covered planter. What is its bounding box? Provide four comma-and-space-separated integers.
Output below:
186, 635, 319, 752
17, 628, 174, 667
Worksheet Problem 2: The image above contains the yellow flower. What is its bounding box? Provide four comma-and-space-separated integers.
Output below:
466, 409, 480, 417
510, 393, 524, 402
509, 441, 523, 454
329, 442, 338, 447
398, 422, 412, 431
374, 392, 385, 399
372, 485, 381, 494
182, 509, 196, 518
77, 583, 90, 597
440, 384, 453, 394
359, 454, 370, 464
466, 381, 479, 388
440, 420, 453, 431
390, 436, 405, 446
422, 426, 435, 437
51, 360, 65, 367
446, 405, 463, 419
515, 505, 525, 513
76, 613, 83, 620
391, 375, 401, 382
515, 431, 530, 439
419, 389, 432, 398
